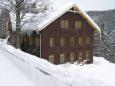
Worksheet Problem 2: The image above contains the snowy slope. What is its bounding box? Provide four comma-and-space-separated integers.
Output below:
0, 39, 115, 86
0, 43, 35, 86
0, 40, 66, 86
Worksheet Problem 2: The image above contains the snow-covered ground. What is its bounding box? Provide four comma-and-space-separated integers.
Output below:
0, 40, 35, 86
0, 39, 115, 86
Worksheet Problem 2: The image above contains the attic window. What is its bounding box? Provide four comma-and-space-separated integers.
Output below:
75, 21, 82, 29
61, 20, 69, 29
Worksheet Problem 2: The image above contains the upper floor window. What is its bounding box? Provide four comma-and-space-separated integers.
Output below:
70, 37, 75, 46
61, 20, 69, 29
60, 53, 65, 64
60, 37, 65, 47
48, 54, 55, 63
87, 37, 90, 45
49, 38, 55, 47
79, 37, 83, 45
75, 21, 82, 29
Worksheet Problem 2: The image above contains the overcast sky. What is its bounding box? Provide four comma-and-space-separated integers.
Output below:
76, 0, 115, 11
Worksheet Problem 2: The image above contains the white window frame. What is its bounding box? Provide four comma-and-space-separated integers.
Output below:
49, 38, 55, 47
60, 37, 65, 47
48, 54, 55, 63
61, 20, 69, 29
70, 37, 75, 46
70, 52, 75, 62
75, 21, 82, 29
60, 53, 65, 64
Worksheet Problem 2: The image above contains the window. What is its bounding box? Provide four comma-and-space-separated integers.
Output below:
60, 53, 65, 64
85, 51, 90, 62
48, 54, 55, 63
87, 37, 90, 45
49, 38, 55, 47
86, 50, 90, 59
60, 37, 65, 47
75, 21, 82, 29
35, 38, 39, 47
70, 37, 75, 46
61, 20, 69, 29
78, 51, 83, 61
79, 37, 83, 45
70, 52, 75, 62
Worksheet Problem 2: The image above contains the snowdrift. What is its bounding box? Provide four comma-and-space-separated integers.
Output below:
0, 40, 115, 86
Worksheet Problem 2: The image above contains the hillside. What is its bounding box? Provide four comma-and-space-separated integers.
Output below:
0, 42, 35, 86
87, 9, 115, 39
0, 39, 66, 86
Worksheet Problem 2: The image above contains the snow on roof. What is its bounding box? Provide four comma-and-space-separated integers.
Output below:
75, 5, 101, 32
10, 0, 101, 32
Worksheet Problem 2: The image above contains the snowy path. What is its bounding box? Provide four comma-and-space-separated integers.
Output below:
0, 44, 36, 86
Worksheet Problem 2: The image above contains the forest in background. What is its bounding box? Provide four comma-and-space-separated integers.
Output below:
88, 9, 115, 62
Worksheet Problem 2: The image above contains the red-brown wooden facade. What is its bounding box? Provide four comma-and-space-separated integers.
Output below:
40, 11, 94, 64
9, 6, 98, 65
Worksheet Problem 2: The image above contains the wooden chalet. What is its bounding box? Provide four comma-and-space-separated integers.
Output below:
9, 3, 100, 64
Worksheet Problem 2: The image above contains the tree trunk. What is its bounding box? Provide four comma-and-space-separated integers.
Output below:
15, 13, 21, 48
15, 1, 21, 49
15, 32, 21, 48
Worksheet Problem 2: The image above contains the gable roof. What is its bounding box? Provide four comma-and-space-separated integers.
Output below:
10, 0, 101, 33
37, 4, 101, 32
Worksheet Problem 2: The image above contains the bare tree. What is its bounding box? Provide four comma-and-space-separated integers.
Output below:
0, 0, 50, 48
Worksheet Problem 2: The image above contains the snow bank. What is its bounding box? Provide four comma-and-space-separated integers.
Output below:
0, 43, 35, 86
0, 40, 66, 86
0, 40, 115, 86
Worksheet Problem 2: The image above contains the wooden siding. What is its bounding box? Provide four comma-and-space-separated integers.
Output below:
21, 32, 40, 57
41, 11, 94, 64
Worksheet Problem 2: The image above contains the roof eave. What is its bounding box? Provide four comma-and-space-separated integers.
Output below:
37, 4, 101, 33
75, 5, 101, 33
